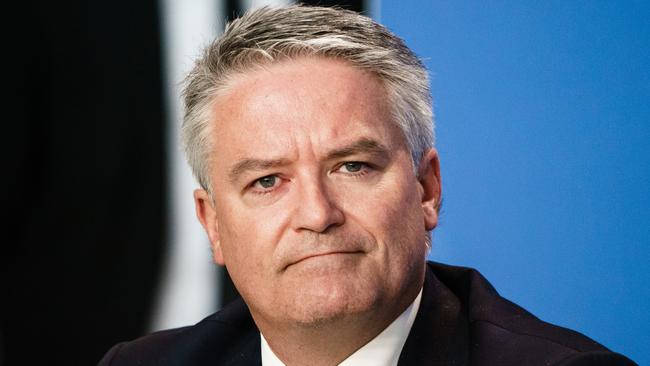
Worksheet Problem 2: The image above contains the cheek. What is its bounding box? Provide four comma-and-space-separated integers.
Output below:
216, 201, 291, 266
215, 214, 266, 299
342, 175, 424, 252
361, 175, 422, 226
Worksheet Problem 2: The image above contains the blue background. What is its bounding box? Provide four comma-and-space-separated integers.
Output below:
382, 1, 649, 364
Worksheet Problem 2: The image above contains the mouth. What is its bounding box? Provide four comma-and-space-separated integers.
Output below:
284, 250, 364, 270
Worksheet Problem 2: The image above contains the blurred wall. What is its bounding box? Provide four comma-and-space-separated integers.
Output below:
381, 1, 649, 364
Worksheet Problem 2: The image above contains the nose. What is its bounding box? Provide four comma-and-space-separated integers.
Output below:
292, 177, 344, 233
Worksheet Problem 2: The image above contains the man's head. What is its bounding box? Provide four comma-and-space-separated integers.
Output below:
182, 5, 434, 197
185, 5, 441, 339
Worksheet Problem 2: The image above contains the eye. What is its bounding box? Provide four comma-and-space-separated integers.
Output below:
253, 175, 279, 190
342, 162, 364, 173
336, 161, 372, 176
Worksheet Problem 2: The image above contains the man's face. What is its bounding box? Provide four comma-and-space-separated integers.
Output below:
195, 57, 440, 330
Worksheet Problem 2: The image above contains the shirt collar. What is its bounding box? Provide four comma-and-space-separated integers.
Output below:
260, 288, 423, 366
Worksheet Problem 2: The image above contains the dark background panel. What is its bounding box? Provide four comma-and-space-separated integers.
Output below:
3, 1, 166, 364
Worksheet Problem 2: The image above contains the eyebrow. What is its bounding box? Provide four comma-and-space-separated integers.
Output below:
228, 158, 291, 183
324, 138, 390, 161
227, 138, 390, 183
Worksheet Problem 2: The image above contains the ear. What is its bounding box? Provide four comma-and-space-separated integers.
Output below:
417, 148, 442, 230
194, 189, 225, 265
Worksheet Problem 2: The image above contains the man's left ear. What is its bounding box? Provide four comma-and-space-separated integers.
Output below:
417, 148, 442, 230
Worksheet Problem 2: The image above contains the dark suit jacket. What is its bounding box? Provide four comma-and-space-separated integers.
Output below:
99, 262, 636, 365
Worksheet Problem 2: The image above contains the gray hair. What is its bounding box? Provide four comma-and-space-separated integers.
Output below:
182, 5, 434, 194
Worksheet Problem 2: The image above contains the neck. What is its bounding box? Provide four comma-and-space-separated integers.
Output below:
256, 285, 422, 366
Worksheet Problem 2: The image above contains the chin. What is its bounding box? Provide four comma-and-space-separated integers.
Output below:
290, 301, 374, 327
285, 279, 383, 326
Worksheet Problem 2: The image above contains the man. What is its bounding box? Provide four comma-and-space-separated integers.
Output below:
100, 5, 635, 366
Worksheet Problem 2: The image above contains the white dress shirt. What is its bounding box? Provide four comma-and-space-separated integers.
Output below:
261, 289, 423, 366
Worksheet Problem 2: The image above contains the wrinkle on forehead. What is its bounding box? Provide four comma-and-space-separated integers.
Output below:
209, 56, 404, 181
215, 57, 389, 121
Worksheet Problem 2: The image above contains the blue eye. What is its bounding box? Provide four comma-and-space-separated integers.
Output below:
342, 162, 364, 172
257, 175, 277, 188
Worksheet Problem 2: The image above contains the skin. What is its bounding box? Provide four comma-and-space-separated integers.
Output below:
194, 57, 441, 365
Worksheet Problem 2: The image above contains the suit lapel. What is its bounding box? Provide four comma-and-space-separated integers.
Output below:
220, 329, 261, 366
195, 298, 262, 366
397, 265, 470, 366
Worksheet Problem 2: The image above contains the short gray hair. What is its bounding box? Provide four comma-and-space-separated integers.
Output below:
182, 5, 434, 194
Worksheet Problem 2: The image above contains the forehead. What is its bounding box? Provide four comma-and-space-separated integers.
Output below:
209, 57, 405, 166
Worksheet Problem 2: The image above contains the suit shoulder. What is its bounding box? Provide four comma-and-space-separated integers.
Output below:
554, 351, 638, 366
468, 319, 637, 365
98, 298, 260, 366
98, 327, 190, 366
426, 262, 637, 365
